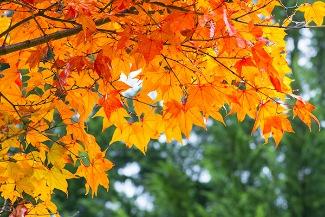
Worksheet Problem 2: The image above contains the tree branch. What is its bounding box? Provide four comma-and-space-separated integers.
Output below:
0, 18, 110, 56
0, 2, 58, 38
149, 1, 203, 15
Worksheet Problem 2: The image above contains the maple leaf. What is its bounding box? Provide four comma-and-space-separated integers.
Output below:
223, 8, 236, 36
0, 16, 11, 38
262, 115, 294, 145
78, 16, 97, 33
298, 2, 325, 26
113, 0, 132, 11
111, 111, 162, 153
21, 0, 36, 4
252, 42, 283, 91
47, 144, 70, 169
293, 99, 320, 130
252, 101, 293, 145
26, 46, 48, 68
46, 168, 74, 193
65, 0, 95, 19
67, 56, 92, 73
163, 11, 195, 33
99, 90, 124, 119
187, 84, 225, 124
25, 201, 58, 217
234, 57, 255, 77
138, 35, 164, 62
94, 50, 112, 81
164, 100, 205, 139
76, 150, 113, 196
229, 89, 260, 122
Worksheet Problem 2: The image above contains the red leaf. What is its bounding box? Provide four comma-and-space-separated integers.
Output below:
15, 72, 22, 87
68, 56, 91, 72
138, 35, 163, 62
269, 75, 282, 92
65, 6, 78, 19
117, 27, 131, 49
234, 57, 255, 76
94, 50, 112, 81
252, 42, 283, 91
114, 0, 132, 10
99, 90, 123, 119
163, 11, 195, 33
21, 0, 35, 3
26, 46, 48, 68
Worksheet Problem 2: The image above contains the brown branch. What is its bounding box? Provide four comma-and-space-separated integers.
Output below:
40, 14, 78, 25
194, 48, 288, 105
162, 54, 183, 86
0, 14, 36, 38
136, 4, 160, 26
233, 0, 274, 21
149, 1, 203, 15
99, 0, 115, 13
0, 92, 22, 118
0, 2, 58, 38
233, 19, 325, 29
0, 17, 110, 56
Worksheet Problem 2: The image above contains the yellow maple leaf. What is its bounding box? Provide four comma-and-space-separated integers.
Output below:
25, 200, 58, 217
46, 168, 74, 193
47, 144, 70, 169
298, 1, 325, 26
111, 111, 162, 153
0, 16, 10, 38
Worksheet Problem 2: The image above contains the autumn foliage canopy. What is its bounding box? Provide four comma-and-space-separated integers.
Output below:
0, 0, 324, 216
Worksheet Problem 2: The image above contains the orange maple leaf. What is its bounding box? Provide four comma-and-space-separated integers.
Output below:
163, 11, 195, 33
293, 99, 320, 130
26, 46, 48, 68
263, 115, 294, 145
252, 42, 283, 91
164, 100, 205, 139
99, 90, 124, 119
76, 151, 113, 196
253, 101, 293, 145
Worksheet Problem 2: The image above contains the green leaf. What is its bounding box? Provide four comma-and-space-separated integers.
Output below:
79, 151, 91, 167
